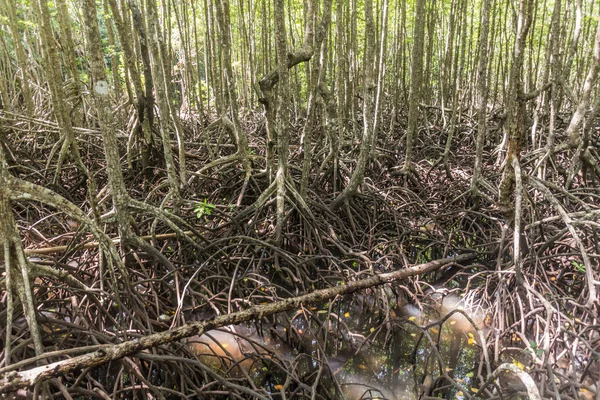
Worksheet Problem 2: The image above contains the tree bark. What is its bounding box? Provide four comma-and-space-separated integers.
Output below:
143, 0, 184, 195
498, 0, 534, 212
471, 0, 492, 188
402, 0, 427, 174
81, 0, 132, 240
329, 0, 377, 211
0, 0, 35, 115
35, 0, 86, 182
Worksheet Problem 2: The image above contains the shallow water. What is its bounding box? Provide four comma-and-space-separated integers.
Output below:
188, 291, 487, 399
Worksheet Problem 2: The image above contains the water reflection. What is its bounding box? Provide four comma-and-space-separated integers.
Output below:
187, 291, 487, 399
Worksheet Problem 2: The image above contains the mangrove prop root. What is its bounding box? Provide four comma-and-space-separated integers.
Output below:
0, 253, 475, 393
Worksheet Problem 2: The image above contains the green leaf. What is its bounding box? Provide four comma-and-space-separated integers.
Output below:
194, 199, 216, 219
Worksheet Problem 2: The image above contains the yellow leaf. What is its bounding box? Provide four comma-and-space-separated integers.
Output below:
468, 338, 476, 345
581, 388, 588, 393
370, 327, 375, 333
344, 312, 350, 318
455, 378, 464, 383
274, 384, 283, 390
450, 320, 457, 325
431, 328, 439, 334
408, 316, 417, 321
513, 360, 525, 370
445, 367, 453, 372
411, 333, 417, 337
358, 364, 367, 370
468, 332, 475, 338
471, 388, 479, 393
456, 391, 463, 396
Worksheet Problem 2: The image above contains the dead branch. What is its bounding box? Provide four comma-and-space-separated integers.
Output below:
0, 253, 475, 393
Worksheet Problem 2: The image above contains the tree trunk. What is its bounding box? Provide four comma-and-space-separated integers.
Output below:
273, 0, 290, 246
329, 0, 377, 210
143, 0, 184, 196
35, 0, 86, 182
402, 0, 427, 175
214, 0, 251, 203
471, 0, 493, 188
498, 0, 534, 212
82, 0, 133, 240
1, 0, 35, 115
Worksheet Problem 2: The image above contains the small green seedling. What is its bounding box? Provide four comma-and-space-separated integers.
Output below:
572, 261, 586, 273
194, 199, 216, 219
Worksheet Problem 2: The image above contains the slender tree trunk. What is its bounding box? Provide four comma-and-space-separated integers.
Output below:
127, 0, 156, 145
498, 0, 534, 211
144, 0, 183, 196
1, 0, 35, 115
82, 0, 133, 240
402, 0, 427, 175
564, 20, 600, 190
214, 0, 251, 204
35, 0, 86, 182
107, 0, 155, 174
273, 0, 290, 245
564, 20, 600, 147
537, 0, 562, 178
332, 0, 346, 193
369, 0, 389, 161
190, 0, 205, 117
103, 1, 123, 103
55, 0, 85, 124
300, 0, 331, 196
471, 0, 493, 188
329, 0, 377, 210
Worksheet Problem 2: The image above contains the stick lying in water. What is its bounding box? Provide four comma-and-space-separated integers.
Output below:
0, 253, 476, 394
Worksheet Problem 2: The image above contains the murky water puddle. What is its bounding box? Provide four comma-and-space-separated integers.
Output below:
187, 290, 487, 399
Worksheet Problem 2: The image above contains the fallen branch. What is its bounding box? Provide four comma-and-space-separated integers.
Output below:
0, 253, 476, 393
